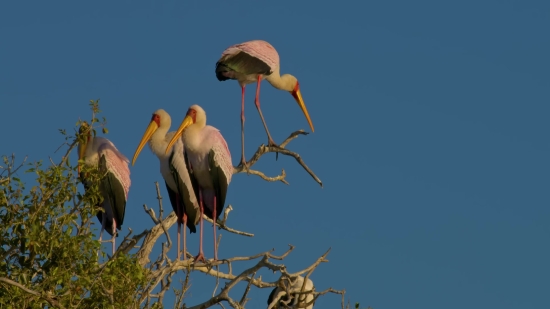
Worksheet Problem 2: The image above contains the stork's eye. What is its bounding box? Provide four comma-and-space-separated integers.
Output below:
151, 114, 161, 125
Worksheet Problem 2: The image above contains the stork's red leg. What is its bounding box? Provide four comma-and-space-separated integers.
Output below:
112, 219, 116, 255
194, 189, 206, 263
254, 75, 278, 148
176, 194, 182, 260
240, 86, 249, 170
213, 196, 217, 261
183, 212, 187, 261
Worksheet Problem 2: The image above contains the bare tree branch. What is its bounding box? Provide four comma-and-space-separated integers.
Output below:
181, 246, 343, 309
202, 205, 254, 237
2, 107, 337, 308
233, 130, 323, 187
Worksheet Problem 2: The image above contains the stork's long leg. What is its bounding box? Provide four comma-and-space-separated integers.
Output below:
176, 195, 182, 260
195, 189, 206, 263
98, 211, 106, 257
213, 196, 217, 261
183, 212, 187, 261
240, 86, 249, 170
254, 75, 278, 148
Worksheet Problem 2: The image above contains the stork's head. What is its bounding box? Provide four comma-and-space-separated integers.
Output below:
164, 104, 206, 154
286, 75, 314, 133
132, 109, 171, 166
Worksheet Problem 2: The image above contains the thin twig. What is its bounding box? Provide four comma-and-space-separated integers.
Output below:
239, 271, 256, 307
202, 205, 254, 237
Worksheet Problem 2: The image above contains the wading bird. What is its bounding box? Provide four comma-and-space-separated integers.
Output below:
78, 123, 131, 255
267, 276, 315, 309
215, 40, 314, 168
166, 104, 232, 262
132, 109, 200, 261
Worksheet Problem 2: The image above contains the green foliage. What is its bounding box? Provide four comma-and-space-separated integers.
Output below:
0, 100, 147, 308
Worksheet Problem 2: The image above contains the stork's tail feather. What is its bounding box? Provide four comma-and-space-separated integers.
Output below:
215, 62, 232, 81
186, 221, 197, 234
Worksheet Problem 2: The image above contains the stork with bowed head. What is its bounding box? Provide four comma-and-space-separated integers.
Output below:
215, 40, 315, 168
267, 276, 315, 309
78, 122, 131, 255
131, 109, 200, 261
165, 104, 233, 262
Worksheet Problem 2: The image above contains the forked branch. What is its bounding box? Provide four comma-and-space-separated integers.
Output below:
233, 130, 323, 187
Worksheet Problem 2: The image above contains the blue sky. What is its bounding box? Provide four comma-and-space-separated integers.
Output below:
1, 1, 549, 308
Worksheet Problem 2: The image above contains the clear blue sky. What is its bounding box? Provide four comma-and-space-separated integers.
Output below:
1, 1, 549, 308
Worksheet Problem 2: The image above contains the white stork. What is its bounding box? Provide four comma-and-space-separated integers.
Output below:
132, 109, 200, 260
165, 105, 233, 262
78, 123, 131, 255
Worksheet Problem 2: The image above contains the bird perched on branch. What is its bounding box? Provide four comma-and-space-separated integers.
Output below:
132, 109, 200, 261
78, 122, 131, 255
166, 104, 233, 262
267, 276, 315, 309
215, 39, 314, 169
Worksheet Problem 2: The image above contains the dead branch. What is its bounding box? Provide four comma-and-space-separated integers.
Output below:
136, 191, 254, 267
180, 246, 343, 309
233, 130, 323, 187
202, 205, 254, 237
117, 228, 149, 255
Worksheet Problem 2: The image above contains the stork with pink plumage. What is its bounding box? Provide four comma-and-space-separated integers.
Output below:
78, 123, 131, 255
166, 104, 233, 262
215, 40, 315, 169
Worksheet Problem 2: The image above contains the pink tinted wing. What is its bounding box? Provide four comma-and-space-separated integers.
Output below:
205, 126, 233, 184
222, 40, 280, 71
98, 140, 131, 200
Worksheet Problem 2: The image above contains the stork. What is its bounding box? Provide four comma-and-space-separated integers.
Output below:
132, 109, 200, 260
78, 123, 131, 255
165, 105, 233, 262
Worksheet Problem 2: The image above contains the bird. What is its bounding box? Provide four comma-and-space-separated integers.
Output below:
165, 104, 233, 262
78, 122, 131, 255
131, 109, 200, 261
267, 276, 315, 309
215, 39, 314, 169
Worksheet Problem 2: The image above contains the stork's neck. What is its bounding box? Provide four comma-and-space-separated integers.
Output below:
182, 123, 204, 152
265, 68, 295, 91
149, 125, 171, 158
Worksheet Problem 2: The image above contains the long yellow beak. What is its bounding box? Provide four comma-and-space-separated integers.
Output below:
165, 115, 193, 154
132, 121, 159, 166
291, 88, 314, 132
